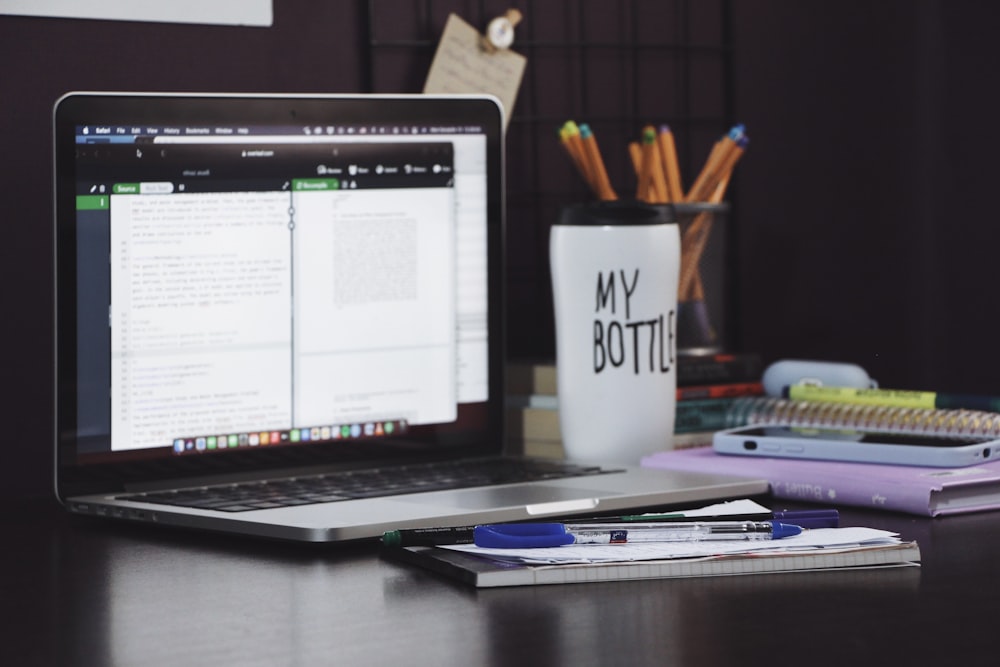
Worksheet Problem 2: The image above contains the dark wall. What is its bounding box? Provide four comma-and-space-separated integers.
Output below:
4, 1, 1000, 499
730, 1, 1000, 394
0, 3, 367, 500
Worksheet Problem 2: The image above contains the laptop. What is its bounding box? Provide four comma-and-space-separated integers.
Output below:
53, 92, 766, 542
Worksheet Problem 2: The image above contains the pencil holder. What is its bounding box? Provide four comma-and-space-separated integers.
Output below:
550, 201, 680, 464
673, 202, 730, 354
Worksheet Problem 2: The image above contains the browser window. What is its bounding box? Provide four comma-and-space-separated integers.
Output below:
72, 123, 485, 456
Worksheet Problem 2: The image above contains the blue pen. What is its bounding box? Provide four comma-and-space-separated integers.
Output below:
473, 521, 802, 549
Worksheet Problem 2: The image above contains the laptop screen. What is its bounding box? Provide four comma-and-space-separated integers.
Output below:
54, 93, 504, 491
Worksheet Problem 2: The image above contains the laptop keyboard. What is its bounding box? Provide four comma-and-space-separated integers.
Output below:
122, 458, 611, 512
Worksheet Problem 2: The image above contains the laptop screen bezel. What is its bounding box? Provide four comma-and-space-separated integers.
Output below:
53, 92, 506, 499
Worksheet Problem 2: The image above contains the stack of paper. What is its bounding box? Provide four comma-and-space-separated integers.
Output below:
384, 500, 921, 588
445, 526, 907, 565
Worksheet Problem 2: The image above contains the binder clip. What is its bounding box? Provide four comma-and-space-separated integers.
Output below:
481, 9, 522, 53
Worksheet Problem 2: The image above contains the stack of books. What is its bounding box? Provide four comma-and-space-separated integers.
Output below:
643, 395, 1000, 516
506, 353, 764, 458
505, 360, 562, 458
672, 353, 765, 445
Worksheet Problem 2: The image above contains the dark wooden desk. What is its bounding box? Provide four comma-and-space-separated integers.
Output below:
4, 497, 999, 666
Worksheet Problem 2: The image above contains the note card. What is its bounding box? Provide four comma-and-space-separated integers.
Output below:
423, 13, 526, 130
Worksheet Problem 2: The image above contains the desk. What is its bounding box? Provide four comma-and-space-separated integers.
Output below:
4, 497, 999, 666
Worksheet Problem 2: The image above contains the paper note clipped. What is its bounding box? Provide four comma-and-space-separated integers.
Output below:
423, 13, 526, 129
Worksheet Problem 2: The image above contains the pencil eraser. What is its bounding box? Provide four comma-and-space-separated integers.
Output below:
761, 359, 876, 397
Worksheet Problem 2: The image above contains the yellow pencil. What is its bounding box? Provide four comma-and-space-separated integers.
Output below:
685, 139, 725, 202
627, 140, 651, 201
559, 121, 593, 191
656, 125, 683, 202
680, 168, 733, 301
628, 140, 642, 177
686, 125, 747, 202
578, 123, 617, 200
643, 126, 669, 203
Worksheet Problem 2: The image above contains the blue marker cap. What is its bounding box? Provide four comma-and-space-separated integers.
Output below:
474, 523, 574, 548
770, 522, 803, 539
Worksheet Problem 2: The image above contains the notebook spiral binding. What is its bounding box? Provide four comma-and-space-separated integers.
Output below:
725, 397, 1000, 440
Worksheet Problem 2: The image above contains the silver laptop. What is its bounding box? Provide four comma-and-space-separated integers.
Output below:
53, 92, 766, 542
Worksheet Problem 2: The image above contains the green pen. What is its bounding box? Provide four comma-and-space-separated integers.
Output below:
613, 509, 838, 529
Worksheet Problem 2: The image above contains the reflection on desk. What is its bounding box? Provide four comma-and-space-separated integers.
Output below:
5, 497, 1000, 666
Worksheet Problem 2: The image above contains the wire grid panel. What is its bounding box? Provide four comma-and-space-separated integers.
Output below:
365, 0, 734, 359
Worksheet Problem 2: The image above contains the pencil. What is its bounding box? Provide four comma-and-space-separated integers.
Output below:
656, 125, 683, 202
636, 129, 654, 201
628, 140, 642, 183
678, 128, 746, 299
559, 122, 594, 191
685, 125, 746, 203
635, 126, 667, 203
679, 168, 732, 301
645, 125, 669, 203
578, 123, 617, 201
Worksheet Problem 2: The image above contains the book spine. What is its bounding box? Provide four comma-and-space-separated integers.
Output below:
507, 401, 734, 439
765, 473, 932, 515
726, 396, 1000, 438
506, 362, 557, 395
642, 449, 937, 516
676, 381, 763, 401
508, 358, 766, 395
675, 398, 741, 433
677, 353, 762, 387
506, 406, 561, 442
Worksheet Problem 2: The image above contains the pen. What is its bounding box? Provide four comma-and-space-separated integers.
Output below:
381, 510, 835, 547
784, 384, 1000, 413
473, 521, 802, 549
612, 509, 838, 530
382, 526, 475, 547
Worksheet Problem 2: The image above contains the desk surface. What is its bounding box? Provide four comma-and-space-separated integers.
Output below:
5, 497, 1000, 666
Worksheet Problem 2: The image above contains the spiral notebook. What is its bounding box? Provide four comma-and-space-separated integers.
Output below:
724, 397, 1000, 438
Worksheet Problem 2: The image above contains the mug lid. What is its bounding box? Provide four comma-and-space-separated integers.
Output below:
556, 200, 676, 226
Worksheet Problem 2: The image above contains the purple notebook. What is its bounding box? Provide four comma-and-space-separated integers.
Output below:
643, 446, 1000, 516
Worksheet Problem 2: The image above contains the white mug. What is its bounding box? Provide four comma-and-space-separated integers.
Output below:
550, 202, 680, 464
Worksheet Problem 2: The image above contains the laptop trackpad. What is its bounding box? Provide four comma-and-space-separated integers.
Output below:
414, 484, 613, 510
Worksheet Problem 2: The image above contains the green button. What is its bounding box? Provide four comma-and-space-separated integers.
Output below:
113, 183, 140, 194
76, 195, 109, 210
293, 178, 340, 191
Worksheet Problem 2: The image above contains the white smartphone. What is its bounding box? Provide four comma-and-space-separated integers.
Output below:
712, 425, 1000, 468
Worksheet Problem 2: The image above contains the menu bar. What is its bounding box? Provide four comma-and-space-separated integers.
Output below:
77, 123, 486, 143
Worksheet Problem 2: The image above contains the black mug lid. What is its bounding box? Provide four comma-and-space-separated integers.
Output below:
556, 200, 676, 226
